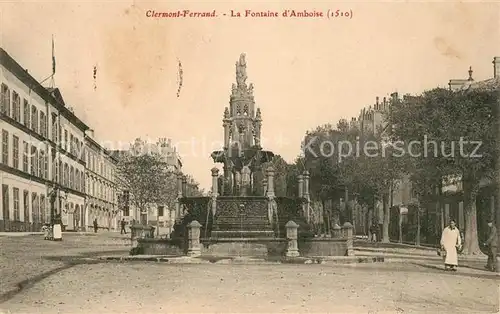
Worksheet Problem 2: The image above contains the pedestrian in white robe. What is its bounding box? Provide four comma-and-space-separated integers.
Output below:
440, 220, 462, 271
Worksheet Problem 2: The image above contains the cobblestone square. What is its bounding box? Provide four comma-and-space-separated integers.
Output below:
0, 233, 498, 314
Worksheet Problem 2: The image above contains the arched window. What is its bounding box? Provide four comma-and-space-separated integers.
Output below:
70, 166, 74, 189
64, 163, 69, 187
75, 169, 80, 191
58, 160, 63, 184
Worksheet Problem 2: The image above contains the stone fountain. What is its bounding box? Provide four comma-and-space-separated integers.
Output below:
133, 54, 355, 259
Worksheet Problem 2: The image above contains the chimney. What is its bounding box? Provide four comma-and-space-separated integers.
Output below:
493, 57, 500, 78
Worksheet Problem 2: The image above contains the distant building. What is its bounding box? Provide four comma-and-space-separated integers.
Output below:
111, 138, 184, 233
1, 48, 87, 231
84, 130, 119, 231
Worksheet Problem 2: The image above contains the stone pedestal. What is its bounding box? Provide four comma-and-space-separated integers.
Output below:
342, 222, 354, 256
187, 220, 202, 257
285, 220, 300, 257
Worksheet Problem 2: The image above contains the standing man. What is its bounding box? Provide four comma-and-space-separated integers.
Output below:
484, 218, 497, 272
120, 219, 127, 235
369, 223, 378, 242
440, 219, 462, 271
93, 218, 98, 233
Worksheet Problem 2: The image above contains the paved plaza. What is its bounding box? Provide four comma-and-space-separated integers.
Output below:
0, 233, 498, 313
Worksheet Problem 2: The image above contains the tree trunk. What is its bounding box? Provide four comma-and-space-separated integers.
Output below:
367, 207, 373, 236
462, 181, 483, 255
382, 193, 390, 243
416, 203, 421, 246
398, 209, 403, 243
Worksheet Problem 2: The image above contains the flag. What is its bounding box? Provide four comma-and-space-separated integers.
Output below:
93, 65, 97, 90
177, 59, 183, 98
51, 35, 56, 75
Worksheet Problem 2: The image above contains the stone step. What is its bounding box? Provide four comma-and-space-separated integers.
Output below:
215, 216, 269, 221
211, 230, 275, 239
213, 225, 272, 231
215, 219, 270, 225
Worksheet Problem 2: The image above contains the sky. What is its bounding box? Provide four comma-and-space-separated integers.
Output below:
1, 0, 499, 189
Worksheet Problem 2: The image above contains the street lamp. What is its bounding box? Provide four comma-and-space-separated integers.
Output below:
47, 183, 67, 224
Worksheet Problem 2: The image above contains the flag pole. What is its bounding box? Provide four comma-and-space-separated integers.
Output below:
40, 35, 56, 86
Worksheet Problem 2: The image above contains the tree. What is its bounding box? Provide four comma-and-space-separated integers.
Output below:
389, 88, 498, 254
116, 149, 178, 225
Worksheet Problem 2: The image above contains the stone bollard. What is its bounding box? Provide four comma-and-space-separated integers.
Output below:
187, 220, 202, 257
332, 223, 341, 238
342, 222, 354, 256
285, 221, 300, 257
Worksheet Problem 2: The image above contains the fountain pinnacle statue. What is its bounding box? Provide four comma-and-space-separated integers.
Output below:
235, 53, 248, 88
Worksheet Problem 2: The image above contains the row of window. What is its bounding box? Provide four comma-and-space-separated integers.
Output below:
2, 130, 49, 179
86, 175, 115, 203
1, 184, 48, 223
2, 84, 48, 139
1, 129, 85, 193
1, 83, 84, 161
86, 150, 114, 181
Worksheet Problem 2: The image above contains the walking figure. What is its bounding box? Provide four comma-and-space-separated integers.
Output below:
484, 218, 497, 272
120, 219, 127, 234
93, 218, 98, 233
440, 219, 462, 271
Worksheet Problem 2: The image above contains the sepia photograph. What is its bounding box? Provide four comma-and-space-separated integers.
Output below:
0, 0, 499, 313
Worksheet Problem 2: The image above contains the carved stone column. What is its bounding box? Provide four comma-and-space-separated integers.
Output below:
234, 170, 241, 196
175, 172, 183, 222
266, 166, 275, 198
253, 165, 263, 196
303, 170, 310, 200
211, 168, 220, 215
223, 120, 230, 148
181, 176, 187, 216
262, 177, 268, 196
255, 108, 262, 147
297, 175, 304, 198
211, 167, 219, 197
182, 176, 187, 197
303, 170, 311, 223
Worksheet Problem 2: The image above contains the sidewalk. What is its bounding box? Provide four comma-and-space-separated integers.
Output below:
353, 239, 495, 275
0, 230, 123, 237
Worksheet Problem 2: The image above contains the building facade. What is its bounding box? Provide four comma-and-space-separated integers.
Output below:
84, 130, 119, 231
1, 48, 87, 232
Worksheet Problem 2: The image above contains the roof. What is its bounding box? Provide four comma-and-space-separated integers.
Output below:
0, 47, 88, 131
461, 76, 500, 92
85, 135, 119, 163
46, 87, 67, 107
